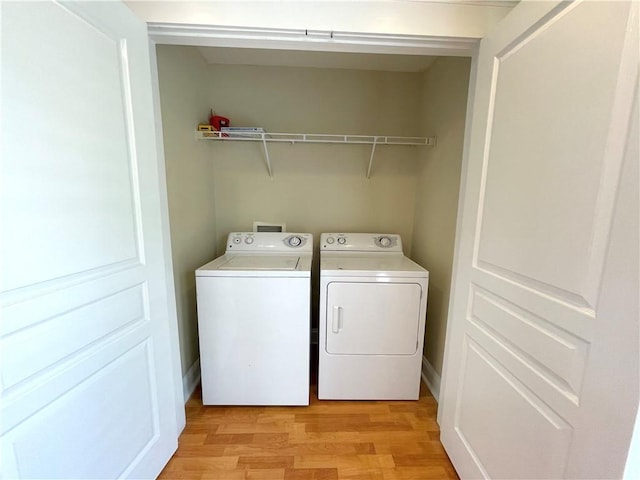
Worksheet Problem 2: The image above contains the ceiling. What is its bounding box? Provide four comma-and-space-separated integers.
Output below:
197, 46, 438, 73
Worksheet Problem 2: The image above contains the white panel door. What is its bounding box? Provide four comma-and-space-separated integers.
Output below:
439, 1, 639, 479
326, 282, 422, 355
1, 1, 179, 478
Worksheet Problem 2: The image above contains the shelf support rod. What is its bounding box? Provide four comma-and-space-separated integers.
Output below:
262, 135, 273, 178
366, 138, 378, 179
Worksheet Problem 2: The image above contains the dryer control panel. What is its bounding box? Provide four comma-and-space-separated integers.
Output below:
320, 233, 403, 252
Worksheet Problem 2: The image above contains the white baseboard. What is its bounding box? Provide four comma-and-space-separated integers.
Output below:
182, 358, 201, 403
421, 356, 441, 403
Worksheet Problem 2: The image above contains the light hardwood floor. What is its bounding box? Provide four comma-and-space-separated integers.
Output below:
158, 382, 459, 480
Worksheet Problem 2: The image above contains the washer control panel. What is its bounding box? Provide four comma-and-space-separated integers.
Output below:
320, 233, 402, 252
374, 235, 398, 249
283, 234, 308, 248
227, 232, 312, 252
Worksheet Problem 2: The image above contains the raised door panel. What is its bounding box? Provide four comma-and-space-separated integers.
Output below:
325, 282, 421, 355
456, 340, 572, 479
475, 1, 630, 308
2, 1, 141, 291
10, 343, 156, 479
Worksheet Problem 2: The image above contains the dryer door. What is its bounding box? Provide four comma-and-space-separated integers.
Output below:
326, 282, 422, 355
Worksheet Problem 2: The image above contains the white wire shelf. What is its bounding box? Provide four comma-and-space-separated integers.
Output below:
197, 130, 435, 146
196, 130, 436, 178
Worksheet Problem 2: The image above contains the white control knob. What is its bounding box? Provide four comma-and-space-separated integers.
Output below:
245, 236, 254, 244
379, 236, 392, 247
233, 237, 241, 244
288, 235, 302, 247
326, 237, 335, 244
337, 237, 347, 245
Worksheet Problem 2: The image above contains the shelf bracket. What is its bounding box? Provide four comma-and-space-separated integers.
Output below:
261, 135, 273, 178
366, 138, 378, 179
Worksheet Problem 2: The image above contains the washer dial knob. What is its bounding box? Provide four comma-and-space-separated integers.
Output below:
288, 235, 303, 247
379, 236, 392, 247
244, 236, 254, 244
326, 237, 335, 244
337, 237, 347, 245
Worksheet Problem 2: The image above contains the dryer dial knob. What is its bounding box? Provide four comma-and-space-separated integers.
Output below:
337, 237, 347, 245
288, 235, 303, 247
245, 236, 254, 244
379, 236, 393, 247
326, 237, 335, 244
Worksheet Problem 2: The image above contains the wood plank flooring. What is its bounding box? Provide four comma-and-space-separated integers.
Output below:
158, 383, 459, 480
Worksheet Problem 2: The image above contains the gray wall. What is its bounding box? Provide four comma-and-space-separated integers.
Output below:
157, 46, 217, 377
206, 64, 423, 254
411, 56, 471, 376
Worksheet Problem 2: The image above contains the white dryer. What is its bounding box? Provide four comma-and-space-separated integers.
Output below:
318, 233, 429, 400
196, 232, 312, 405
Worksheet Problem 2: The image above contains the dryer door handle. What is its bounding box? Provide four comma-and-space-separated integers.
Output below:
332, 306, 343, 334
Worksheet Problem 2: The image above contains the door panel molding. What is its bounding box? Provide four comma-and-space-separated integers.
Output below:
117, 37, 148, 266
2, 282, 148, 390
455, 338, 573, 479
475, 260, 597, 312
1, 267, 146, 335
470, 286, 589, 396
471, 268, 595, 339
8, 340, 159, 479
2, 326, 155, 434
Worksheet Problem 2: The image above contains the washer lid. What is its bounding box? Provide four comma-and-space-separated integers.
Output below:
196, 253, 312, 277
321, 253, 428, 278
219, 255, 299, 270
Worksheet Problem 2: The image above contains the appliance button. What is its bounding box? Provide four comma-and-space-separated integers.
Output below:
288, 235, 303, 247
233, 237, 242, 244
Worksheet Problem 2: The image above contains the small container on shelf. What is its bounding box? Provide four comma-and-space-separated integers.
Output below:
220, 127, 265, 138
209, 113, 230, 131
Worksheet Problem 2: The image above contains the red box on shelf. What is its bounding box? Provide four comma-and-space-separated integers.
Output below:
210, 115, 230, 131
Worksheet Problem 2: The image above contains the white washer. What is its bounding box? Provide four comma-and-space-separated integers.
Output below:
318, 233, 429, 400
196, 232, 312, 405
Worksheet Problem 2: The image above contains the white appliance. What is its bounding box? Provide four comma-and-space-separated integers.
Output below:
196, 232, 313, 405
318, 233, 429, 400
